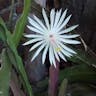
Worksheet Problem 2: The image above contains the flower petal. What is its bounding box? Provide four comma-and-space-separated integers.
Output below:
28, 17, 45, 32
58, 51, 67, 61
51, 46, 56, 67
57, 41, 76, 54
59, 34, 80, 39
31, 43, 46, 61
29, 40, 44, 51
61, 49, 72, 57
53, 46, 60, 62
57, 44, 72, 57
50, 9, 55, 29
42, 44, 49, 64
57, 15, 72, 32
49, 45, 53, 65
33, 15, 47, 31
58, 25, 79, 34
59, 38, 81, 44
54, 9, 62, 27
23, 38, 43, 46
24, 34, 43, 38
27, 25, 44, 35
42, 9, 50, 29
56, 9, 68, 28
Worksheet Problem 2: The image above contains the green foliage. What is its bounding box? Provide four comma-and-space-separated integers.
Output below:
0, 0, 33, 95
69, 83, 96, 96
0, 18, 7, 42
12, 0, 31, 47
69, 49, 96, 65
0, 49, 11, 96
59, 64, 96, 83
58, 79, 68, 96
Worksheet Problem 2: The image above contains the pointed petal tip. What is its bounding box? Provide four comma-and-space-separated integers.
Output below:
51, 8, 55, 11
64, 59, 67, 62
69, 14, 72, 18
74, 51, 77, 55
64, 8, 68, 13
54, 64, 57, 68
42, 8, 45, 13
31, 58, 33, 62
27, 25, 29, 28
23, 34, 29, 38
77, 41, 81, 44
76, 24, 79, 27
28, 17, 33, 22
74, 25, 79, 29
27, 25, 32, 30
29, 49, 32, 52
31, 56, 36, 62
28, 16, 30, 20
42, 61, 45, 65
22, 43, 25, 46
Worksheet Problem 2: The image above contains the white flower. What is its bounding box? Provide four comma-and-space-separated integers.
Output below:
23, 9, 81, 67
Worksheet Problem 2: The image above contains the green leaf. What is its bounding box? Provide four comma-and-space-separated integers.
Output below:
0, 49, 12, 96
0, 18, 7, 42
58, 79, 68, 96
12, 0, 32, 47
6, 31, 33, 96
69, 49, 96, 65
0, 16, 33, 96
59, 64, 96, 83
70, 83, 96, 96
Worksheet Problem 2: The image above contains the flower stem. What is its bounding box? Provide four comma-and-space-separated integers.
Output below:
48, 60, 59, 96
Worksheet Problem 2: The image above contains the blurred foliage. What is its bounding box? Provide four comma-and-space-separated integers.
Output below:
68, 83, 96, 96
58, 79, 68, 96
0, 0, 33, 96
0, 49, 11, 96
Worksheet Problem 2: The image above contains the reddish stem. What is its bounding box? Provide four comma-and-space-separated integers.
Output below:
48, 60, 59, 96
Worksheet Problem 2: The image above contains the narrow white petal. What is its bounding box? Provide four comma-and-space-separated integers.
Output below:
29, 41, 44, 51
23, 38, 43, 46
59, 34, 80, 39
59, 25, 79, 34
54, 9, 62, 27
57, 15, 72, 32
42, 9, 50, 29
56, 9, 68, 28
53, 46, 60, 62
50, 9, 55, 29
57, 44, 72, 57
58, 51, 67, 61
57, 41, 76, 54
49, 46, 53, 65
28, 17, 45, 32
31, 43, 46, 61
42, 44, 49, 64
24, 34, 43, 38
51, 46, 56, 67
61, 49, 72, 57
27, 25, 44, 35
33, 15, 47, 31
59, 38, 81, 44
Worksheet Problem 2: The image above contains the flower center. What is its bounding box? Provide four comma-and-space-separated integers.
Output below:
49, 35, 53, 38
49, 34, 55, 43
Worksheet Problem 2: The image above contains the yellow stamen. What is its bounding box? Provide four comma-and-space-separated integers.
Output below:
55, 47, 61, 52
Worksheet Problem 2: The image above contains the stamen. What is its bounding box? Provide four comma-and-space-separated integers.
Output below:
55, 47, 61, 52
